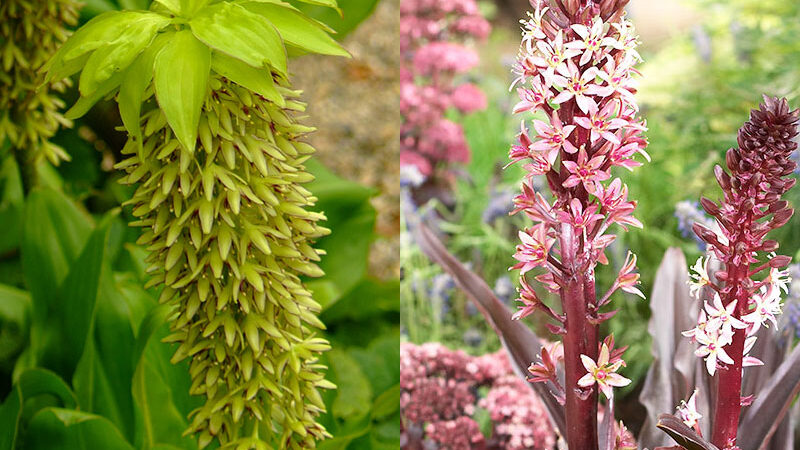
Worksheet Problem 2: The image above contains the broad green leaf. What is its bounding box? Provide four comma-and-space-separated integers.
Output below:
38, 215, 113, 379
210, 52, 284, 106
119, 32, 173, 143
152, 0, 181, 14
46, 11, 167, 83
0, 368, 77, 449
77, 14, 170, 97
21, 188, 92, 327
370, 385, 399, 421
131, 306, 199, 449
72, 269, 153, 442
153, 30, 211, 154
190, 2, 287, 74
0, 156, 23, 255
65, 70, 125, 120
241, 2, 348, 57
179, 0, 211, 16
327, 349, 371, 420
289, 0, 377, 38
0, 284, 30, 364
291, 0, 339, 12
305, 159, 376, 307
24, 408, 135, 450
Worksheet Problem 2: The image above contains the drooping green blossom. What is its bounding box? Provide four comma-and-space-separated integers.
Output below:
1, 0, 79, 185
47, 1, 348, 447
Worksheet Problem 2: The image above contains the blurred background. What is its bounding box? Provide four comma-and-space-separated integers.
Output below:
399, 0, 800, 445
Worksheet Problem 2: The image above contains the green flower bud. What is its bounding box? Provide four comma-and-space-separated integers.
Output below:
0, 0, 78, 174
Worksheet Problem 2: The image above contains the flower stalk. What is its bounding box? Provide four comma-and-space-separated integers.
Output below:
508, 1, 646, 448
684, 96, 798, 449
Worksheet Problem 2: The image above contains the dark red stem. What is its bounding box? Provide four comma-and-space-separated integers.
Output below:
559, 223, 598, 450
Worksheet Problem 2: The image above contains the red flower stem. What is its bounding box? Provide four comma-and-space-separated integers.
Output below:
711, 258, 749, 448
559, 223, 598, 450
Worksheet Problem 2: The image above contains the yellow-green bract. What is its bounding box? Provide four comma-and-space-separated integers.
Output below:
49, 0, 348, 447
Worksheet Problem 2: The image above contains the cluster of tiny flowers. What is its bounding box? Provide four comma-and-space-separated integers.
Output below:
400, 343, 554, 449
1, 0, 79, 173
399, 0, 490, 179
478, 375, 556, 450
674, 200, 715, 250
683, 98, 798, 378
508, 1, 647, 401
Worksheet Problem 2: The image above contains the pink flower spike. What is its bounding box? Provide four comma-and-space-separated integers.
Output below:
561, 147, 610, 193
530, 112, 578, 157
512, 225, 554, 274
577, 343, 630, 400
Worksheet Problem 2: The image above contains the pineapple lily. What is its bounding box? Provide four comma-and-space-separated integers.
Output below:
1, 0, 79, 190
45, 0, 349, 447
508, 0, 646, 447
678, 97, 798, 449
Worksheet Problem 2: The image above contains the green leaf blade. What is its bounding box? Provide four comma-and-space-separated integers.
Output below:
153, 30, 211, 154
210, 52, 284, 106
190, 2, 287, 74
242, 2, 348, 57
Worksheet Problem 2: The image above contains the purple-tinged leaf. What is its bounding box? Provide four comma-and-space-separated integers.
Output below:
738, 343, 800, 450
656, 414, 719, 450
739, 326, 793, 450
412, 220, 567, 437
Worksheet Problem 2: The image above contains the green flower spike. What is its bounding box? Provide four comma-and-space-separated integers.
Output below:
1, 0, 79, 186
48, 0, 349, 448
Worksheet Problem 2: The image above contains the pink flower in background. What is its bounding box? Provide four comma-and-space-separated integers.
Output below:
401, 0, 490, 191
413, 42, 479, 76
451, 83, 487, 113
416, 119, 470, 163
400, 343, 554, 449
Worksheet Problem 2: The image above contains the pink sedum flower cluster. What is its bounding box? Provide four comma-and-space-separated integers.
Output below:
400, 0, 490, 180
400, 342, 554, 449
508, 0, 647, 406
